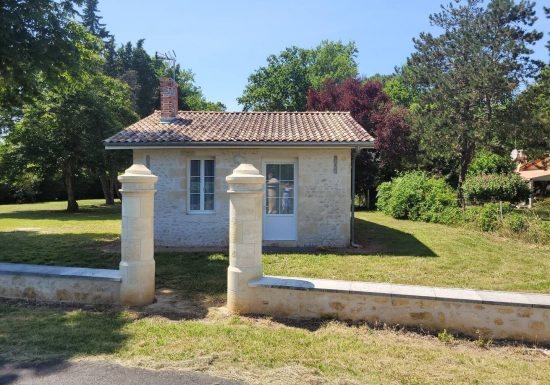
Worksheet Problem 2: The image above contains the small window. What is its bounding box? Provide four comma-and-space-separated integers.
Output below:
188, 159, 215, 212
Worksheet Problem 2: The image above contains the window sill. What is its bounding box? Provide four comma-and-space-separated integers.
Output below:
186, 210, 216, 215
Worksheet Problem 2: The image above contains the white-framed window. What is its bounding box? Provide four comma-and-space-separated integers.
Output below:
188, 158, 215, 213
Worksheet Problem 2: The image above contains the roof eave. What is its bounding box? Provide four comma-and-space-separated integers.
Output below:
104, 140, 375, 150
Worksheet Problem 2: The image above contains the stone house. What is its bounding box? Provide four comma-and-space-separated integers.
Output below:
104, 78, 374, 247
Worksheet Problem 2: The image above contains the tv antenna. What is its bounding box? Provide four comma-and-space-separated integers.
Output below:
155, 50, 177, 80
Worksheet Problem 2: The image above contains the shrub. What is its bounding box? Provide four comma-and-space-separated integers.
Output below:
479, 203, 499, 231
526, 218, 550, 245
462, 173, 530, 204
463, 205, 482, 223
468, 150, 514, 176
506, 212, 527, 233
377, 171, 458, 223
477, 202, 513, 232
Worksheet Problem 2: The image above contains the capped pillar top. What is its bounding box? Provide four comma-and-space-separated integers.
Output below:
226, 164, 265, 191
118, 164, 158, 184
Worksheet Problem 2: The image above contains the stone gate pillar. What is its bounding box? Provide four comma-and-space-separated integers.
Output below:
118, 164, 158, 306
226, 164, 265, 313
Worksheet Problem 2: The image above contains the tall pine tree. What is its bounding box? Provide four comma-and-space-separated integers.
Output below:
405, 0, 543, 205
81, 0, 110, 39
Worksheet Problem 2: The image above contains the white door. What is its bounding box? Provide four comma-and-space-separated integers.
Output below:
263, 162, 297, 241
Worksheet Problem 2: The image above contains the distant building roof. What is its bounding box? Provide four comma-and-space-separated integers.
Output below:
517, 155, 550, 181
518, 156, 550, 172
104, 111, 375, 148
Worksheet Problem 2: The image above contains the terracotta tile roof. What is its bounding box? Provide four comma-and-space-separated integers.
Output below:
518, 156, 550, 171
104, 111, 374, 147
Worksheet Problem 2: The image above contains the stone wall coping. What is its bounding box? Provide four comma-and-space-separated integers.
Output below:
0, 263, 121, 282
249, 275, 550, 309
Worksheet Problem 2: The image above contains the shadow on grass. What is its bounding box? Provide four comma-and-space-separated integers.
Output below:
263, 217, 436, 258
354, 216, 436, 257
0, 204, 121, 222
0, 301, 130, 382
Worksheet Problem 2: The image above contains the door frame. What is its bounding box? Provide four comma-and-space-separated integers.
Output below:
262, 158, 298, 241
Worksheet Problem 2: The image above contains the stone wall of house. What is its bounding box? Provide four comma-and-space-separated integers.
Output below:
133, 147, 352, 247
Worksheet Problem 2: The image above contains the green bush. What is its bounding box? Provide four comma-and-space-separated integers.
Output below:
468, 150, 514, 176
377, 171, 458, 224
479, 203, 500, 231
376, 170, 550, 246
467, 202, 512, 232
506, 212, 527, 233
463, 173, 530, 204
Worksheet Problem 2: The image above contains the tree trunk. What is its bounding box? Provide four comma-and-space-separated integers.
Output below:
457, 162, 467, 209
99, 171, 115, 205
64, 162, 79, 212
457, 138, 475, 209
110, 168, 122, 200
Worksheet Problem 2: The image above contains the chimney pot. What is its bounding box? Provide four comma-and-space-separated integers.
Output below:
159, 77, 178, 122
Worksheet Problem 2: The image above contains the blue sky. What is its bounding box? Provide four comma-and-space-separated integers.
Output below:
100, 0, 550, 111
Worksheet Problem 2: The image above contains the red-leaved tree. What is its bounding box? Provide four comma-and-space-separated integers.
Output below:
307, 78, 415, 206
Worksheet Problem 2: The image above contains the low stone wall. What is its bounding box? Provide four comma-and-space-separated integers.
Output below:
248, 276, 550, 344
0, 164, 158, 307
0, 263, 121, 305
224, 163, 549, 345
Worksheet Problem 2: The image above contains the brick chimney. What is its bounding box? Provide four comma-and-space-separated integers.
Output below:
159, 77, 178, 122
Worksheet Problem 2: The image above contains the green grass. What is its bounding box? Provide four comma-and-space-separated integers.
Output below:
0, 200, 227, 302
265, 211, 550, 293
1, 199, 549, 297
0, 199, 121, 268
1, 303, 549, 385
1, 199, 550, 384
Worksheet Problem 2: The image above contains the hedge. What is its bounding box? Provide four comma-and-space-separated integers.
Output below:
462, 173, 530, 204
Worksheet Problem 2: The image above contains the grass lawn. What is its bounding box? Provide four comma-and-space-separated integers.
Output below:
1, 200, 549, 295
2, 302, 550, 385
1, 199, 550, 384
266, 211, 550, 294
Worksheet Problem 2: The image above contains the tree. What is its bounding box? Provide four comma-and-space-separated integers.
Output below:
9, 73, 137, 211
467, 150, 515, 175
238, 41, 358, 111
0, 0, 98, 124
510, 66, 550, 156
81, 0, 110, 39
404, 0, 543, 205
382, 67, 419, 110
308, 78, 415, 203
